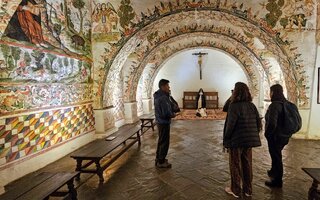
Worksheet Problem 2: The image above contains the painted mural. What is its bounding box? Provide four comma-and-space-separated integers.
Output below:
0, 0, 94, 166
0, 0, 93, 114
0, 84, 92, 114
2, 0, 92, 58
0, 45, 92, 84
92, 0, 317, 116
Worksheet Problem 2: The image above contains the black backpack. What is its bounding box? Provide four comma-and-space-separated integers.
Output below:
280, 101, 302, 137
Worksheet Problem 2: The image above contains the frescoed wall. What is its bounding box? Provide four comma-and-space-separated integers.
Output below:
0, 0, 320, 186
91, 0, 316, 113
89, 0, 319, 139
0, 0, 94, 168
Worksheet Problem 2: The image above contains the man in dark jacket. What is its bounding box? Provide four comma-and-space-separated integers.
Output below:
265, 84, 288, 188
154, 79, 176, 168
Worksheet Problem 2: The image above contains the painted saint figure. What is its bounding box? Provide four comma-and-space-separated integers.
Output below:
4, 0, 47, 47
92, 2, 118, 33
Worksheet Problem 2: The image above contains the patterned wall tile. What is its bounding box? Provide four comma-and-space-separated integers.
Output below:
0, 103, 95, 164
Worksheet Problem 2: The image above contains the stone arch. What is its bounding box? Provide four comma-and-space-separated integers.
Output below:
141, 47, 270, 102
124, 32, 273, 103
100, 9, 306, 111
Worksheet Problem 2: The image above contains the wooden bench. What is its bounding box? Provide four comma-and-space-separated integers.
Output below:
302, 168, 320, 200
139, 113, 156, 134
70, 125, 141, 183
0, 172, 79, 200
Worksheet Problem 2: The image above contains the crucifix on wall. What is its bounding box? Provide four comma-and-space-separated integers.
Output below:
192, 52, 208, 80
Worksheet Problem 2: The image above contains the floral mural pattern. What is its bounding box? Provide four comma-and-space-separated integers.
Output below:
0, 84, 92, 115
92, 0, 316, 113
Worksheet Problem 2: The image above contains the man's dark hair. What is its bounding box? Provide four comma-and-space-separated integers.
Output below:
158, 79, 170, 88
231, 82, 252, 103
270, 84, 286, 102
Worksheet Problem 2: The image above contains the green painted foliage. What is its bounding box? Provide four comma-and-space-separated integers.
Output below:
24, 52, 32, 66
72, 0, 85, 9
280, 18, 288, 28
63, 57, 69, 66
265, 0, 284, 28
118, 0, 135, 28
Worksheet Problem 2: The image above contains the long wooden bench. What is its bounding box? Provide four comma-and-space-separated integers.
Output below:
0, 172, 79, 200
139, 113, 156, 134
302, 168, 320, 200
70, 125, 141, 183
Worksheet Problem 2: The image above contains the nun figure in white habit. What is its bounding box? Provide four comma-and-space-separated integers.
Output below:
196, 88, 207, 117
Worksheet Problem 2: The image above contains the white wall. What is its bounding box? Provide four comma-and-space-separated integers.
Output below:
153, 49, 248, 108
307, 45, 320, 138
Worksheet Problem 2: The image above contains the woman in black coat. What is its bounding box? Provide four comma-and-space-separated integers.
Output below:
264, 84, 288, 188
223, 82, 262, 198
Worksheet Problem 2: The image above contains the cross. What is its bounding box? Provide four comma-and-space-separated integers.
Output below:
192, 52, 208, 80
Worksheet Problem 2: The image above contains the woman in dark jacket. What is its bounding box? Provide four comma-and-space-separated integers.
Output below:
264, 84, 287, 188
223, 82, 262, 198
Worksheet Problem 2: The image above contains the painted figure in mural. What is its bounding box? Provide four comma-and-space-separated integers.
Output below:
92, 2, 118, 33
4, 0, 48, 47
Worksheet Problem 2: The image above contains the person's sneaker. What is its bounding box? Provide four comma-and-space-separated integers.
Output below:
244, 193, 252, 197
265, 180, 283, 188
156, 161, 172, 168
224, 187, 239, 198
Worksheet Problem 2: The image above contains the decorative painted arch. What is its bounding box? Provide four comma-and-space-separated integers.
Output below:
141, 47, 270, 102
100, 8, 307, 110
123, 31, 274, 103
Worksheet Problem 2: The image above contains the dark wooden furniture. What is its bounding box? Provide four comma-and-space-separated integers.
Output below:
302, 168, 320, 200
0, 172, 79, 200
139, 113, 156, 134
70, 125, 141, 183
182, 91, 219, 109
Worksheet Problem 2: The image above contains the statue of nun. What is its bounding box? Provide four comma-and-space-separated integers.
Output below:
196, 88, 207, 117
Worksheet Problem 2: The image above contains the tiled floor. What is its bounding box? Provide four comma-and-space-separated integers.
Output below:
7, 120, 320, 199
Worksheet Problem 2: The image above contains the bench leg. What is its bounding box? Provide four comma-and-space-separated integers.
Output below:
140, 120, 144, 134
137, 131, 141, 145
75, 160, 82, 181
67, 179, 78, 200
309, 179, 320, 200
95, 160, 104, 183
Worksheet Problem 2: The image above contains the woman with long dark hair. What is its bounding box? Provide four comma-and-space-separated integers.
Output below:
223, 82, 262, 198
